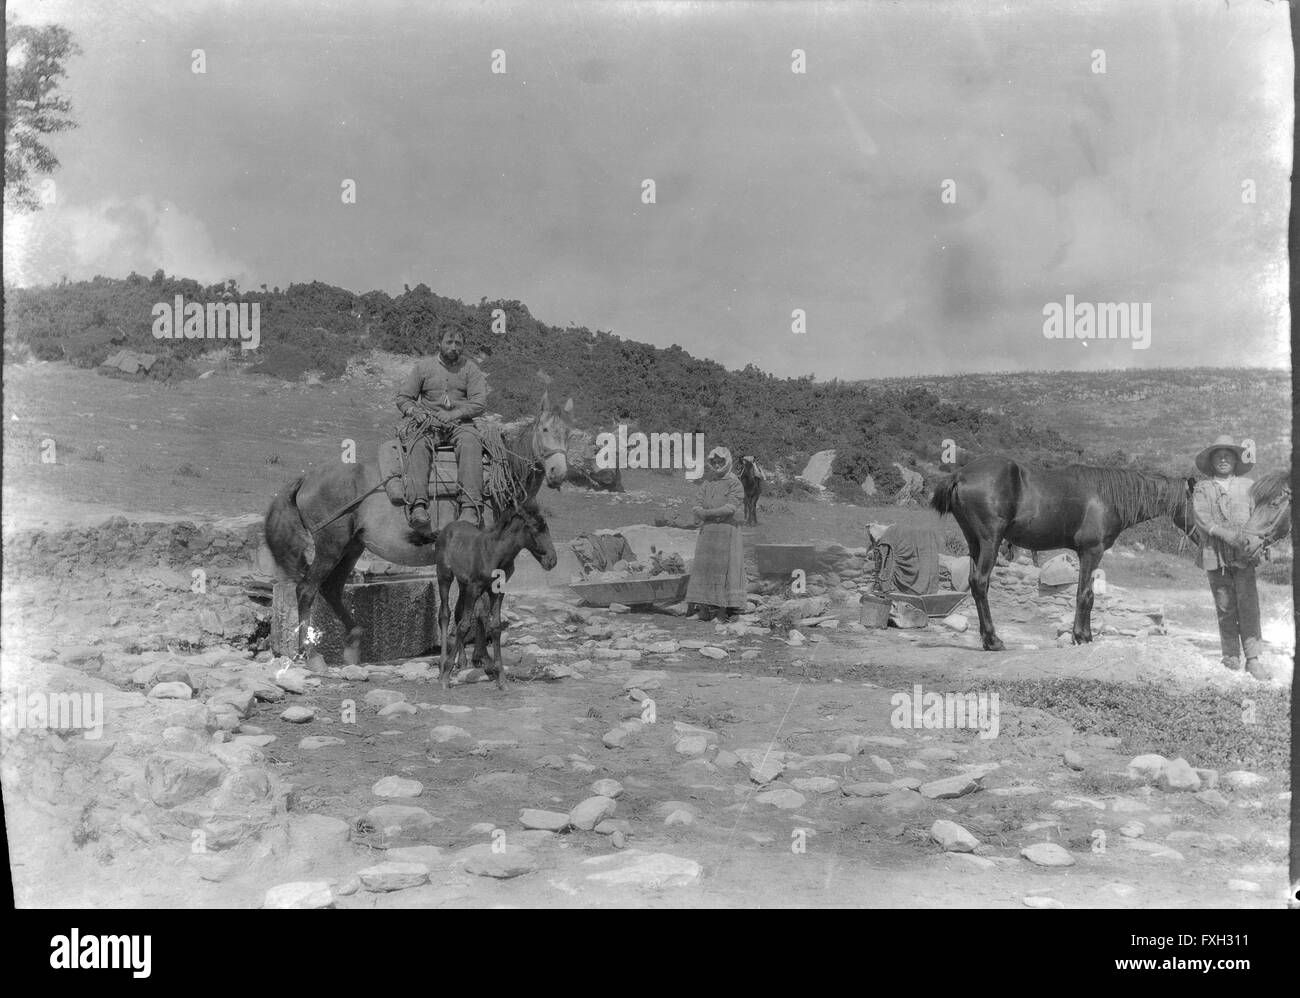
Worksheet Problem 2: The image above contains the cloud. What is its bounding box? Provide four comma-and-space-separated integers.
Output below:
3, 194, 249, 287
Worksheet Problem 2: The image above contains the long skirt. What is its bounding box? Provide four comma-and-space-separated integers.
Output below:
686, 522, 746, 610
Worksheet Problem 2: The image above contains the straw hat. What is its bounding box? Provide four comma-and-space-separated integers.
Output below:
1194, 434, 1253, 476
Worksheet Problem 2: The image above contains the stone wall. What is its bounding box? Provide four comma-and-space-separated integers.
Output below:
3, 517, 264, 579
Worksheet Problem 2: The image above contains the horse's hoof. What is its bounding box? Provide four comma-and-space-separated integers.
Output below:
983, 638, 1006, 652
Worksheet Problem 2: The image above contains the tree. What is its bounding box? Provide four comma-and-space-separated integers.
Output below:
4, 19, 81, 212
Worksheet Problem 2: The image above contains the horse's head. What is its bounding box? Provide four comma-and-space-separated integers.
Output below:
1244, 471, 1292, 547
534, 391, 574, 489
509, 500, 557, 570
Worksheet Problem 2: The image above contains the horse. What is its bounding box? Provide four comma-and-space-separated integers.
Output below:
1240, 471, 1292, 551
263, 391, 573, 664
738, 455, 764, 526
931, 456, 1185, 650
434, 500, 556, 690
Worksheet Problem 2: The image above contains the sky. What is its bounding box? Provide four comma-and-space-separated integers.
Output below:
3, 0, 1292, 377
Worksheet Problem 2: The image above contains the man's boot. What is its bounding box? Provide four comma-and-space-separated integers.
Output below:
1245, 658, 1271, 681
1222, 656, 1242, 672
410, 500, 431, 531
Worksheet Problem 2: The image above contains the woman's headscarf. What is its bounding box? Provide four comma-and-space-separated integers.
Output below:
706, 446, 733, 479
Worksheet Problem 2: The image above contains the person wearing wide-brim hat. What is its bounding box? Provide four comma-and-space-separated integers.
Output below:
1190, 434, 1268, 680
684, 447, 747, 623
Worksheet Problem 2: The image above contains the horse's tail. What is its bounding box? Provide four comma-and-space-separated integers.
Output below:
264, 475, 316, 580
930, 473, 960, 518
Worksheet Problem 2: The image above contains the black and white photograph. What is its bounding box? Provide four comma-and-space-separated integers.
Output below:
1, 0, 1295, 928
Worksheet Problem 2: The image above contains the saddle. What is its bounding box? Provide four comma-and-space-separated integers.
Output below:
378, 417, 517, 508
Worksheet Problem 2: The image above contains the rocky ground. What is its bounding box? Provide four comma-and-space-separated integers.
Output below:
1, 525, 1291, 909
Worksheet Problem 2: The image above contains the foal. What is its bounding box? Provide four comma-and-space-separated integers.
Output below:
434, 501, 557, 689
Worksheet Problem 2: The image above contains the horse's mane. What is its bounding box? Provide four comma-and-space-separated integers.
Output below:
1065, 465, 1182, 525
1250, 470, 1290, 504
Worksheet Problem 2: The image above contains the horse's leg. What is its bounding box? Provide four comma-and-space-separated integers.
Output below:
969, 533, 1005, 651
1073, 546, 1105, 644
437, 571, 454, 688
320, 535, 366, 664
489, 590, 506, 690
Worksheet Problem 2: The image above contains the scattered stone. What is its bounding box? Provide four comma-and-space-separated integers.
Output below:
842, 782, 894, 798
1194, 789, 1230, 810
144, 752, 224, 807
940, 614, 968, 632
664, 809, 695, 826
1119, 822, 1145, 838
273, 667, 310, 693
675, 734, 712, 757
1158, 757, 1202, 792
595, 819, 633, 836
755, 789, 806, 809
1221, 771, 1265, 791
148, 682, 193, 700
300, 735, 346, 750
341, 665, 369, 681
570, 796, 617, 830
699, 646, 728, 660
1195, 768, 1218, 789
749, 757, 785, 785
365, 689, 407, 710
1021, 843, 1075, 867
373, 776, 423, 798
582, 850, 701, 888
1227, 879, 1260, 893
280, 705, 315, 723
869, 754, 894, 775
591, 779, 624, 798
1126, 754, 1168, 782
1023, 896, 1065, 909
713, 749, 739, 769
428, 725, 473, 745
1063, 750, 1084, 771
356, 805, 439, 848
520, 809, 571, 832
358, 862, 430, 892
609, 603, 631, 614
931, 820, 980, 853
455, 844, 537, 879
536, 754, 566, 770
264, 882, 334, 909
920, 775, 980, 800
791, 776, 839, 794
378, 702, 418, 717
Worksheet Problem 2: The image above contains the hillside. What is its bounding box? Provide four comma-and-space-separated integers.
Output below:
4, 274, 1091, 498
4, 276, 1289, 495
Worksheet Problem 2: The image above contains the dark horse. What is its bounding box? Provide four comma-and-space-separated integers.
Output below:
434, 500, 556, 690
738, 455, 764, 526
932, 456, 1185, 650
264, 391, 573, 663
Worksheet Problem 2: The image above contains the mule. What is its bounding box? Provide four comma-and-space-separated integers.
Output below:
434, 501, 557, 690
931, 456, 1185, 650
738, 455, 764, 526
263, 391, 573, 663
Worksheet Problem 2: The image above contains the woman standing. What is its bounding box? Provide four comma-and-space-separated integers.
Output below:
1190, 434, 1269, 681
685, 447, 747, 623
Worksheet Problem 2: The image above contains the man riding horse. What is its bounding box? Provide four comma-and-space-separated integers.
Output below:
396, 325, 485, 530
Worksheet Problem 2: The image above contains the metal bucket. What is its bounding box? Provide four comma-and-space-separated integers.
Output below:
860, 594, 891, 628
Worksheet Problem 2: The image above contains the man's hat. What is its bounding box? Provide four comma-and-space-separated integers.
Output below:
1194, 434, 1253, 476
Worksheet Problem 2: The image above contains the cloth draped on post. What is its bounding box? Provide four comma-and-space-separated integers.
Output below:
874, 523, 942, 595
685, 460, 747, 610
